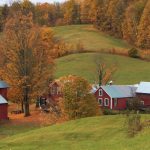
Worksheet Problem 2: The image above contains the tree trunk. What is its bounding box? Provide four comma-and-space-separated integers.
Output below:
24, 86, 30, 117
24, 101, 30, 117
21, 101, 24, 113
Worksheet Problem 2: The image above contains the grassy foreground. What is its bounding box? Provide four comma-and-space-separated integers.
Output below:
55, 53, 150, 84
0, 115, 150, 150
53, 25, 130, 51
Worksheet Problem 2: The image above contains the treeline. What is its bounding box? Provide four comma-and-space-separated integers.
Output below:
0, 0, 150, 49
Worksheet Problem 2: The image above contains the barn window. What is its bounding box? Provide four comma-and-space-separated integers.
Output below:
99, 89, 103, 96
114, 98, 118, 107
98, 98, 103, 106
104, 98, 109, 106
51, 86, 59, 95
141, 101, 144, 106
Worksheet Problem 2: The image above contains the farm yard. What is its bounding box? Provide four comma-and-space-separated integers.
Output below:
0, 103, 64, 140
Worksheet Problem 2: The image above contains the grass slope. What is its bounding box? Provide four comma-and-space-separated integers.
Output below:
53, 25, 130, 51
0, 115, 150, 150
55, 53, 150, 84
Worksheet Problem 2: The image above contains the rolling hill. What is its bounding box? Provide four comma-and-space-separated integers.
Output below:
55, 53, 150, 84
53, 25, 131, 52
0, 115, 150, 150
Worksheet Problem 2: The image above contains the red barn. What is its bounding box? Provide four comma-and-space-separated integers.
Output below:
0, 81, 9, 120
49, 81, 62, 101
0, 95, 8, 120
95, 85, 137, 110
136, 82, 150, 107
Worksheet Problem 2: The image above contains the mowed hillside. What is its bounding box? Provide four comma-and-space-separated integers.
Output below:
55, 53, 150, 84
1, 115, 150, 150
53, 25, 130, 51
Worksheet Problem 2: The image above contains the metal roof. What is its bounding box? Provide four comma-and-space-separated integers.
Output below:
101, 85, 137, 98
136, 82, 150, 94
90, 84, 99, 93
0, 95, 8, 104
0, 81, 9, 88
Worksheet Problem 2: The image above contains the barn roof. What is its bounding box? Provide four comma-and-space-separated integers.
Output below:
90, 84, 99, 93
0, 95, 8, 104
136, 82, 150, 94
101, 85, 137, 98
0, 81, 9, 88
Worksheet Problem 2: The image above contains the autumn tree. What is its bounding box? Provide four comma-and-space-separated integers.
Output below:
0, 4, 9, 32
94, 56, 117, 86
122, 0, 147, 44
0, 12, 55, 117
61, 75, 98, 120
90, 0, 107, 29
63, 0, 81, 25
80, 0, 91, 23
137, 0, 150, 49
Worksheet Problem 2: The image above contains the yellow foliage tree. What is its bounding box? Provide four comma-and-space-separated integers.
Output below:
60, 75, 99, 120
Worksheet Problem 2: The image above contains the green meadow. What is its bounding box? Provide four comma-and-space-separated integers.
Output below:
53, 25, 131, 52
55, 53, 150, 84
0, 115, 150, 150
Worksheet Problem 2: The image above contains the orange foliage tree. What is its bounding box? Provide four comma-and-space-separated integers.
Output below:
0, 12, 55, 117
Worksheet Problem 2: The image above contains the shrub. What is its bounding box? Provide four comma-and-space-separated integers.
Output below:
126, 113, 142, 137
128, 48, 139, 58
126, 97, 142, 111
103, 108, 118, 115
75, 40, 85, 53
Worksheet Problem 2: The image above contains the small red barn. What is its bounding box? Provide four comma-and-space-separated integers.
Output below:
95, 85, 137, 110
49, 81, 62, 101
136, 82, 150, 107
0, 81, 9, 120
0, 95, 8, 120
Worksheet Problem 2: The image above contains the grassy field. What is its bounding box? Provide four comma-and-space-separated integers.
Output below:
55, 53, 150, 84
53, 25, 131, 52
0, 115, 150, 150
0, 122, 40, 140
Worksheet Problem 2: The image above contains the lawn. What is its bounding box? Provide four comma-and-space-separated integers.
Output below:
53, 25, 131, 52
0, 122, 40, 140
0, 115, 150, 150
55, 53, 150, 84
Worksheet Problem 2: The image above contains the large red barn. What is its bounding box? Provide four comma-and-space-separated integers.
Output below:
94, 85, 137, 110
136, 82, 150, 107
0, 81, 9, 120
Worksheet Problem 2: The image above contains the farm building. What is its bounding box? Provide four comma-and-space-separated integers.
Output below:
95, 85, 137, 110
49, 81, 62, 101
136, 82, 150, 107
0, 81, 9, 120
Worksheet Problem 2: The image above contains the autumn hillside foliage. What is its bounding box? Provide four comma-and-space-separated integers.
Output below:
1, 0, 150, 50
